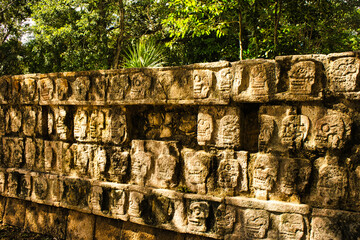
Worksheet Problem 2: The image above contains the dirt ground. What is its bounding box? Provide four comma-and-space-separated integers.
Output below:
0, 225, 55, 240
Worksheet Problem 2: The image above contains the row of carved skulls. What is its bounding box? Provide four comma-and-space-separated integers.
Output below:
0, 167, 306, 239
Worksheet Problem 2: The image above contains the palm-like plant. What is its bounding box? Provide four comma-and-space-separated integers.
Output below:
123, 37, 166, 68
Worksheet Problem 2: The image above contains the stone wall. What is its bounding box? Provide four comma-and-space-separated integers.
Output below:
0, 51, 360, 239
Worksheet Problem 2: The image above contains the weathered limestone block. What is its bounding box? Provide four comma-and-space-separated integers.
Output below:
313, 110, 352, 151
88, 183, 103, 215
5, 169, 31, 199
24, 202, 67, 239
38, 75, 55, 103
156, 68, 192, 104
251, 153, 278, 200
278, 157, 311, 200
231, 60, 276, 102
71, 76, 91, 101
131, 140, 179, 189
184, 194, 223, 239
301, 106, 352, 152
214, 203, 236, 236
0, 170, 6, 194
182, 148, 214, 194
50, 106, 71, 140
87, 181, 129, 220
193, 69, 214, 100
5, 106, 22, 134
258, 106, 310, 153
278, 213, 305, 240
225, 197, 310, 240
197, 106, 241, 148
3, 137, 24, 168
187, 201, 210, 233
3, 198, 27, 227
216, 150, 248, 196
73, 143, 93, 177
0, 106, 6, 136
108, 183, 129, 219
128, 185, 151, 224
309, 157, 347, 208
23, 106, 43, 137
20, 75, 38, 103
311, 208, 360, 240
131, 107, 197, 146
0, 75, 10, 103
44, 141, 64, 173
147, 189, 186, 231
31, 172, 62, 206
243, 209, 270, 239
61, 177, 91, 211
107, 73, 129, 102
94, 216, 123, 240
74, 106, 128, 144
327, 52, 360, 92
89, 74, 106, 103
108, 147, 130, 183
130, 72, 152, 100
275, 55, 325, 101
348, 151, 360, 211
66, 210, 95, 240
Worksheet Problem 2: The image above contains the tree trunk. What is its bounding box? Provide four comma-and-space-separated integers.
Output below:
112, 0, 125, 69
238, 0, 243, 60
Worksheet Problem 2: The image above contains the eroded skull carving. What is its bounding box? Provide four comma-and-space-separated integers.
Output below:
187, 201, 209, 233
155, 145, 177, 188
329, 57, 359, 91
184, 149, 212, 194
73, 76, 90, 101
197, 113, 213, 145
249, 64, 268, 95
218, 115, 240, 147
279, 213, 304, 240
288, 61, 316, 94
258, 115, 276, 152
215, 204, 236, 235
217, 68, 233, 92
280, 109, 310, 150
74, 109, 88, 141
218, 151, 240, 190
21, 77, 36, 102
315, 113, 351, 150
39, 78, 54, 101
130, 73, 151, 99
244, 209, 269, 239
128, 191, 144, 218
253, 153, 278, 199
131, 141, 152, 186
193, 70, 213, 99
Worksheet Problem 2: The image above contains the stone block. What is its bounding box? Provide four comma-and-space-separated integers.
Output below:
3, 198, 26, 227
67, 210, 95, 240
94, 216, 122, 240
24, 202, 67, 239
2, 137, 24, 168
74, 106, 128, 144
197, 106, 241, 148
130, 140, 179, 189
231, 59, 276, 102
274, 54, 325, 101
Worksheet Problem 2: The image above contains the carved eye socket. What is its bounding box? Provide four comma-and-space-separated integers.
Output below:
225, 164, 232, 171
134, 79, 141, 86
321, 124, 330, 133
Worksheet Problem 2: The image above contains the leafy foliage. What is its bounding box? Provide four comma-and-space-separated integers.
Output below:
0, 0, 360, 75
123, 37, 166, 68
